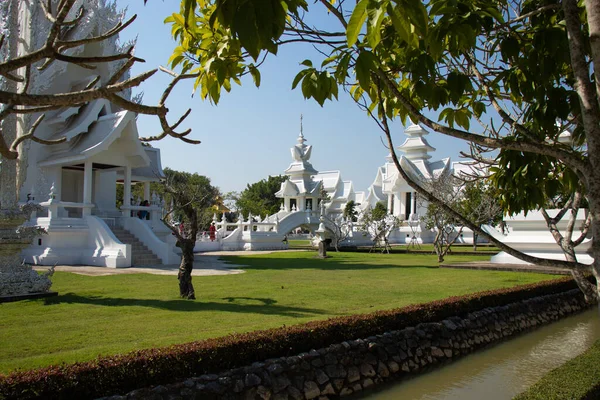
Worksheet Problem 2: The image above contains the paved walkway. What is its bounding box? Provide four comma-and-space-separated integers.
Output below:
33, 255, 245, 277
32, 250, 306, 277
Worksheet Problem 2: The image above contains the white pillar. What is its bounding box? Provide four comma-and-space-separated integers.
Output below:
123, 166, 131, 217
144, 182, 150, 201
387, 193, 393, 214
82, 161, 93, 216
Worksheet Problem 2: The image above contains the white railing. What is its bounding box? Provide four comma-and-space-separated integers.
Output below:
196, 230, 224, 242
120, 205, 162, 222
215, 219, 279, 234
39, 200, 95, 219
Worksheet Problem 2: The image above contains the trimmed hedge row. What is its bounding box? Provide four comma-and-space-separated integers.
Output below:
514, 338, 600, 400
0, 277, 584, 400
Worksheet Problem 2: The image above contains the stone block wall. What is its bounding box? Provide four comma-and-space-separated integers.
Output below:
108, 289, 588, 400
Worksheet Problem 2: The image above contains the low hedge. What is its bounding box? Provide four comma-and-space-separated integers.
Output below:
514, 338, 600, 400
0, 277, 584, 400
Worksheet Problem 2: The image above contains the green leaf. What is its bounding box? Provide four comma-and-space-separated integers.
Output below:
401, 0, 428, 35
292, 69, 311, 89
366, 5, 385, 49
484, 6, 504, 23
387, 4, 415, 47
234, 2, 260, 60
355, 51, 376, 90
301, 72, 317, 99
249, 64, 261, 87
183, 0, 196, 31
334, 52, 352, 82
454, 109, 470, 130
321, 54, 338, 68
347, 0, 369, 47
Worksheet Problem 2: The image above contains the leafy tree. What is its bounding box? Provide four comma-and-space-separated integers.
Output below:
421, 175, 463, 262
237, 175, 288, 218
359, 202, 398, 253
115, 168, 219, 231
168, 0, 600, 301
343, 200, 359, 222
152, 169, 218, 299
321, 214, 352, 252
459, 180, 503, 251
160, 169, 220, 230
161, 179, 203, 299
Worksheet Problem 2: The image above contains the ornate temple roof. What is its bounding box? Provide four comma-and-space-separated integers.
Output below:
397, 124, 436, 161
39, 111, 149, 168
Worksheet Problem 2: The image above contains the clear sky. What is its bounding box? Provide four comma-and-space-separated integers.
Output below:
119, 0, 469, 194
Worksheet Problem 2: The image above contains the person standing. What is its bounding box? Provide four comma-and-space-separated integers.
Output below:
209, 222, 216, 241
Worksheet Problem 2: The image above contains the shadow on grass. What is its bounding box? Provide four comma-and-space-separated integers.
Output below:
220, 253, 447, 271
43, 293, 324, 318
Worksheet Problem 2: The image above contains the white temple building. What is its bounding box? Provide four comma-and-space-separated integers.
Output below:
274, 126, 365, 218
9, 1, 179, 267
357, 124, 487, 244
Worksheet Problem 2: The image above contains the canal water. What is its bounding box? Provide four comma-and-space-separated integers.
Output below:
362, 308, 600, 400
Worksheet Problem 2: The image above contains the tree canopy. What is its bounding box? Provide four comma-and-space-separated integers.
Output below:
235, 175, 288, 218
161, 168, 220, 230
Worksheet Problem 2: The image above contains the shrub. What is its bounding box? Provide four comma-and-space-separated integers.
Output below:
0, 277, 585, 399
514, 338, 600, 400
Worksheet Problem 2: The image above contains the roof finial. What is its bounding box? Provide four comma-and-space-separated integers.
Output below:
297, 114, 307, 145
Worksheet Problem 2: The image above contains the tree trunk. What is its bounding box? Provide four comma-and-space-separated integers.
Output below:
177, 239, 196, 299
586, 187, 600, 303
473, 232, 478, 252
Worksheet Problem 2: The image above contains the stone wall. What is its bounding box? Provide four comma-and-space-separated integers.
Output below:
107, 289, 588, 400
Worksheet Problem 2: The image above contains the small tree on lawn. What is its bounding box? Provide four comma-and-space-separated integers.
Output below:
421, 175, 464, 262
161, 174, 217, 299
459, 180, 503, 251
322, 214, 352, 251
360, 202, 398, 253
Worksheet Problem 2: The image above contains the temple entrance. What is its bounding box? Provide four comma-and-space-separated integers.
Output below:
405, 192, 412, 220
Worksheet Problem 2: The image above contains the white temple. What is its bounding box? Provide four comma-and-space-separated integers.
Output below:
6, 1, 179, 268
274, 121, 364, 217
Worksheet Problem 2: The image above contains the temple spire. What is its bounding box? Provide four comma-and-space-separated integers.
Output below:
298, 114, 306, 145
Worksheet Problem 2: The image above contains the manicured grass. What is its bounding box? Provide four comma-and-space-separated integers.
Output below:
0, 251, 557, 374
287, 239, 312, 248
515, 339, 600, 400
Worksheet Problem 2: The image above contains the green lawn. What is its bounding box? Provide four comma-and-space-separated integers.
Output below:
0, 251, 557, 374
287, 239, 312, 248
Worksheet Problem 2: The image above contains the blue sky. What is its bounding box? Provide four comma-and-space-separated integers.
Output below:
119, 0, 469, 194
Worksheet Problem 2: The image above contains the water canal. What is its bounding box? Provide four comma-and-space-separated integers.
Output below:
361, 308, 600, 400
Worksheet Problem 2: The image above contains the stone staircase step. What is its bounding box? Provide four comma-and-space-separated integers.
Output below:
111, 227, 163, 267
